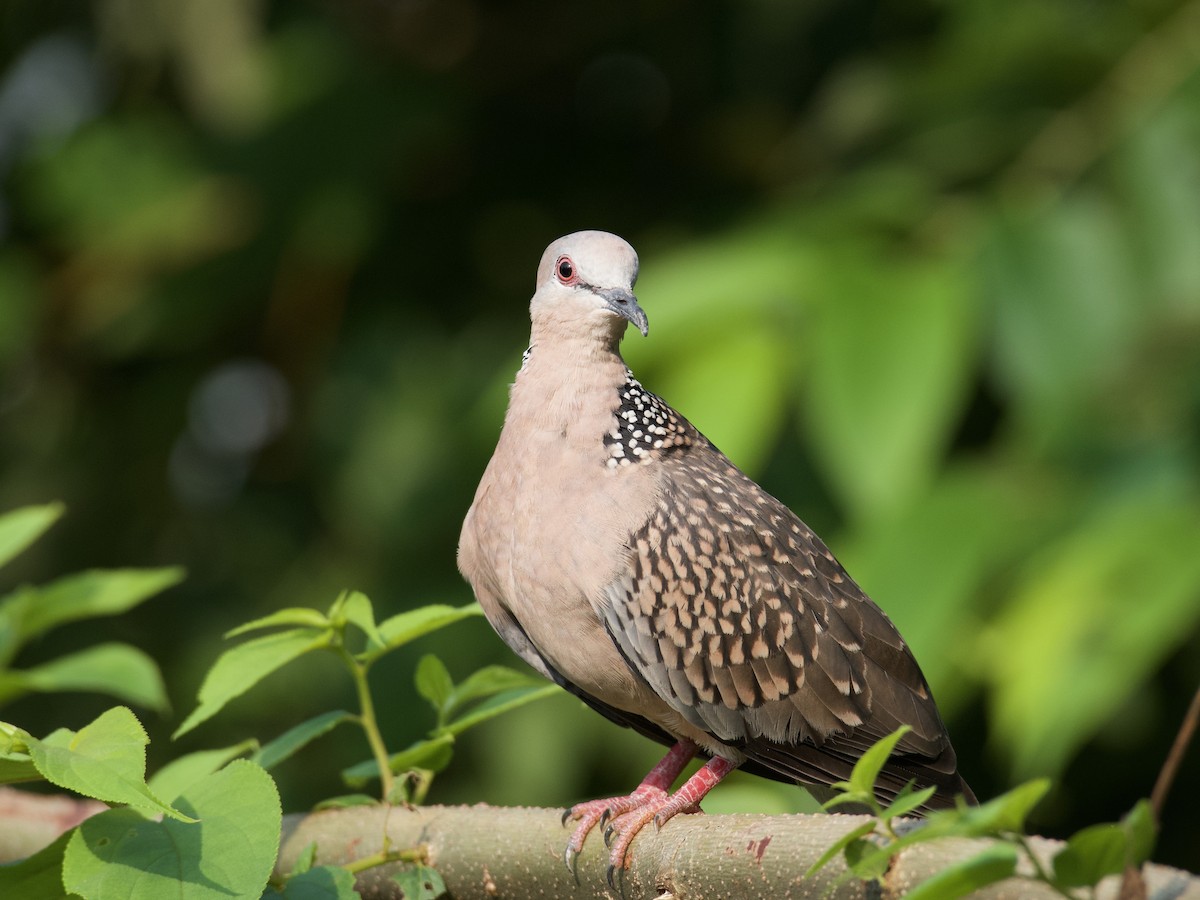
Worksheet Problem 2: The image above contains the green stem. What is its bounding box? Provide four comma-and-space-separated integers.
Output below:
1016, 834, 1077, 899
339, 648, 395, 802
341, 844, 427, 875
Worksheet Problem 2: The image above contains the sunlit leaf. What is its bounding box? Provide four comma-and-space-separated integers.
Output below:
0, 829, 72, 898
290, 841, 319, 877
804, 250, 976, 520
266, 865, 359, 899
1123, 799, 1156, 866
414, 654, 454, 718
940, 779, 1050, 837
332, 590, 383, 651
1053, 799, 1157, 890
443, 684, 562, 736
904, 844, 1019, 900
845, 835, 891, 880
1052, 823, 1128, 889
1, 567, 184, 648
803, 819, 877, 877
62, 760, 281, 900
880, 782, 938, 820
0, 502, 64, 571
444, 664, 545, 720
313, 794, 377, 811
0, 643, 169, 711
253, 709, 356, 770
226, 608, 330, 637
983, 198, 1140, 430
26, 706, 189, 821
845, 725, 911, 798
986, 496, 1200, 778
836, 462, 1065, 702
342, 733, 455, 788
371, 604, 483, 660
0, 750, 38, 784
149, 741, 257, 804
175, 627, 332, 738
392, 863, 446, 900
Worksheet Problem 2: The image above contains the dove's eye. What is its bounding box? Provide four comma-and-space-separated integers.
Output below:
556, 257, 576, 284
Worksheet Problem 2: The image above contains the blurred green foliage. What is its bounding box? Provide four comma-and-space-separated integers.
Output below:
1, 0, 1198, 871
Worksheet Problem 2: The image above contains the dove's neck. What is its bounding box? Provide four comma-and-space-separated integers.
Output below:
508, 320, 630, 444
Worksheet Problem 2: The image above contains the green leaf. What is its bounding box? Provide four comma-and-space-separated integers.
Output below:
983, 200, 1140, 429
804, 250, 976, 520
391, 864, 446, 900
0, 721, 37, 782
904, 844, 1019, 900
253, 709, 356, 770
388, 767, 436, 806
267, 865, 360, 899
63, 759, 281, 900
0, 828, 72, 898
26, 706, 191, 821
290, 841, 319, 876
834, 463, 1059, 701
836, 780, 1049, 881
313, 793, 377, 810
1, 567, 184, 647
0, 502, 64, 570
939, 778, 1051, 837
821, 789, 876, 812
0, 749, 38, 784
332, 590, 383, 650
845, 725, 911, 799
342, 733, 456, 788
1052, 800, 1156, 891
987, 496, 1200, 779
443, 684, 561, 736
149, 741, 257, 804
443, 664, 545, 720
844, 835, 890, 881
1123, 799, 1157, 866
369, 603, 482, 661
803, 819, 878, 877
414, 655, 454, 718
226, 607, 330, 637
0, 642, 169, 711
880, 782, 938, 820
174, 627, 332, 738
1052, 823, 1128, 889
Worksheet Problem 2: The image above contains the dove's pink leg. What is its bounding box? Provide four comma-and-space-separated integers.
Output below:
562, 741, 737, 881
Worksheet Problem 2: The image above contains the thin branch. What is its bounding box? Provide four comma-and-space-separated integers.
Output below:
1150, 680, 1200, 821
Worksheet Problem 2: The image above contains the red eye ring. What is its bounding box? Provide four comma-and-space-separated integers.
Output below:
555, 256, 577, 284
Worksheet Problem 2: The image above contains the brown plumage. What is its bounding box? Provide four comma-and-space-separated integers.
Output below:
458, 230, 974, 877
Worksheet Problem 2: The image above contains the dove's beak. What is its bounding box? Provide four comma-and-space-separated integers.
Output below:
602, 288, 648, 337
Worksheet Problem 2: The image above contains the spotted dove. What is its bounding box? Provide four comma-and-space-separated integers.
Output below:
458, 230, 974, 877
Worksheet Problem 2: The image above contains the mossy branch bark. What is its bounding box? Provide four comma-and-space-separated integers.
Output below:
275, 803, 1200, 899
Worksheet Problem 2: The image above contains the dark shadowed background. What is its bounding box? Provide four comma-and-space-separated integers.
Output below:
2, 0, 1199, 870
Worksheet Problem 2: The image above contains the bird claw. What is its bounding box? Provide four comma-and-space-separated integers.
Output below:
561, 807, 574, 827
557, 749, 721, 883
606, 863, 623, 891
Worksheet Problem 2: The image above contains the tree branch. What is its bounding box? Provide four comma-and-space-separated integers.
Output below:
276, 803, 1200, 899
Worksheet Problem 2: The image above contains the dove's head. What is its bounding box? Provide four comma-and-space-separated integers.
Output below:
531, 231, 647, 344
